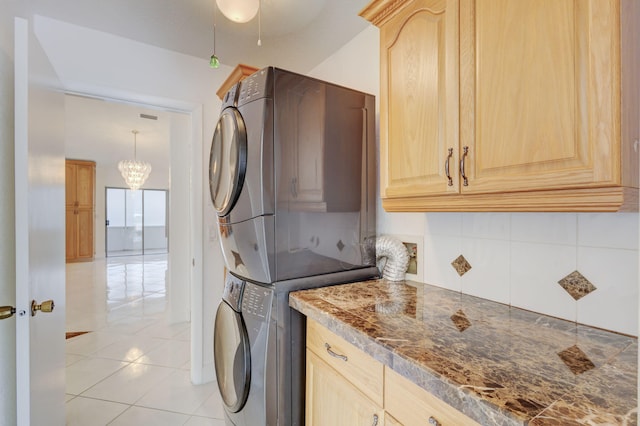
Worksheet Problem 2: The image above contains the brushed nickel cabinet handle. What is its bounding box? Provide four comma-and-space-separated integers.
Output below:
460, 146, 469, 186
445, 147, 453, 186
324, 343, 348, 361
428, 415, 441, 426
372, 414, 379, 426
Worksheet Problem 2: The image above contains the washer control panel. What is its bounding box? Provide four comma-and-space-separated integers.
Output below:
237, 67, 272, 107
222, 274, 244, 312
241, 282, 272, 320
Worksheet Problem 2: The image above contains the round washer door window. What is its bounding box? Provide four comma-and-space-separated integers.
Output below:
209, 107, 247, 217
213, 300, 251, 412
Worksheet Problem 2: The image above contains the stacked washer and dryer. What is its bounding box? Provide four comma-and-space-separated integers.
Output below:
209, 67, 378, 426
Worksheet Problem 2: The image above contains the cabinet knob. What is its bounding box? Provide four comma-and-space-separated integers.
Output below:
372, 413, 379, 426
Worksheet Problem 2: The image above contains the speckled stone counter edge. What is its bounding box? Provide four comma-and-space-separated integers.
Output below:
289, 292, 522, 425
289, 280, 637, 426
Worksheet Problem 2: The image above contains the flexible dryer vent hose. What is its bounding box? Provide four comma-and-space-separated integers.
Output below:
375, 236, 410, 282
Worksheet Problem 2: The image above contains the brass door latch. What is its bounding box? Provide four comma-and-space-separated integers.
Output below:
0, 305, 16, 320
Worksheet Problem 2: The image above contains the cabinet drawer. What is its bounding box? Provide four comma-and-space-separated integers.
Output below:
385, 367, 480, 426
307, 319, 383, 407
306, 350, 384, 426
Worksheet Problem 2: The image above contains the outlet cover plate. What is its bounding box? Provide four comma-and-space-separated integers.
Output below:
385, 234, 424, 282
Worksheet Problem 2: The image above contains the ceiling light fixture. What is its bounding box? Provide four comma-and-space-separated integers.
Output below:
216, 0, 259, 23
118, 130, 152, 191
210, 3, 220, 68
257, 0, 262, 46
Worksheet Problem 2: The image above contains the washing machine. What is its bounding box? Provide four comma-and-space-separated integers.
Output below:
210, 67, 378, 425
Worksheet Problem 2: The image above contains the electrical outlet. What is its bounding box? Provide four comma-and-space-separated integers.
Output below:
389, 234, 424, 282
402, 241, 418, 275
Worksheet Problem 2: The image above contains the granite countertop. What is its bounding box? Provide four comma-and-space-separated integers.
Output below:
289, 279, 638, 425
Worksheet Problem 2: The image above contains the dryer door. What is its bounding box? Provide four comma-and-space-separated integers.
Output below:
209, 107, 248, 217
214, 300, 251, 413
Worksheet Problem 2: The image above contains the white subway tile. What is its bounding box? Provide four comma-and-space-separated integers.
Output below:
424, 234, 462, 292
378, 211, 426, 236
577, 213, 639, 250
461, 238, 510, 304
425, 212, 462, 237
511, 213, 577, 245
576, 247, 638, 336
461, 213, 510, 240
510, 242, 577, 322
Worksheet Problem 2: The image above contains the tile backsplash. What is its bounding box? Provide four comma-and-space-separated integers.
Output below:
309, 27, 639, 337
381, 211, 639, 336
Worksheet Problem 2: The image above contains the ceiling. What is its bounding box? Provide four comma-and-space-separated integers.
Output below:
25, 0, 371, 73
23, 0, 373, 182
64, 94, 173, 174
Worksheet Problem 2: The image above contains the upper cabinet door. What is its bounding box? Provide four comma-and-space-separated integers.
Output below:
378, 0, 460, 199
459, 0, 623, 194
362, 0, 638, 211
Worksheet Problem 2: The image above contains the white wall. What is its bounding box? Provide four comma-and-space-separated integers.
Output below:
311, 26, 639, 337
0, 8, 17, 425
32, 16, 230, 383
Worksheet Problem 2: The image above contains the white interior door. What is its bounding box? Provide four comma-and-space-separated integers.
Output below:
14, 17, 66, 425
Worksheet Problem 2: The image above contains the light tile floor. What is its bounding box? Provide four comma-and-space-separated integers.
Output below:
65, 254, 225, 426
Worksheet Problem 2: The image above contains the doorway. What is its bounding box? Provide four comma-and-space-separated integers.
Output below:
105, 187, 168, 257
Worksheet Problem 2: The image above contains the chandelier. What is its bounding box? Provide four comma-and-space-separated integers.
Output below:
118, 130, 152, 191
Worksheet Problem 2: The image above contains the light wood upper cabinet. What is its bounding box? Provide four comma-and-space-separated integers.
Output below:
371, 0, 460, 199
361, 0, 639, 211
65, 159, 95, 262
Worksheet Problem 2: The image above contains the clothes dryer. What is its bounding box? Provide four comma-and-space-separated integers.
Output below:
210, 67, 378, 425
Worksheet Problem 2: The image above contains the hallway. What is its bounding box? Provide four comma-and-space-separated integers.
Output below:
65, 254, 224, 425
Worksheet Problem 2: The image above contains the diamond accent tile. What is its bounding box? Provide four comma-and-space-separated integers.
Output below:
336, 240, 345, 252
557, 345, 595, 376
450, 309, 472, 332
558, 271, 596, 301
451, 255, 472, 276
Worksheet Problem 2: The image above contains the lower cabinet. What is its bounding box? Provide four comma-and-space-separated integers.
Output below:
306, 351, 384, 426
385, 367, 480, 426
306, 319, 384, 426
306, 319, 480, 426
384, 414, 402, 426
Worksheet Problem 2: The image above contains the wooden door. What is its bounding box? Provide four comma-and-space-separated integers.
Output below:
459, 0, 621, 194
75, 162, 95, 208
305, 350, 383, 426
65, 159, 94, 262
65, 208, 78, 261
379, 0, 460, 200
65, 161, 77, 207
76, 209, 94, 260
